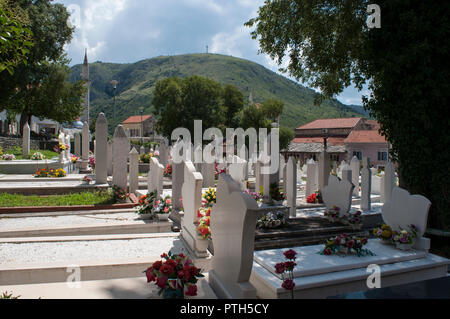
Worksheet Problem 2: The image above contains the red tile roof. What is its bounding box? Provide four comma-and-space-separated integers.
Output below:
292, 137, 346, 145
344, 129, 388, 144
123, 115, 152, 124
297, 117, 362, 130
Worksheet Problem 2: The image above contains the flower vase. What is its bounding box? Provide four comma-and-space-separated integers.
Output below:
157, 213, 170, 221
338, 246, 349, 255
59, 152, 64, 163
380, 238, 392, 245
195, 237, 209, 252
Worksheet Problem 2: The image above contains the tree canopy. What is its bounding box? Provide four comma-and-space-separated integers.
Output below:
0, 0, 85, 134
246, 0, 450, 230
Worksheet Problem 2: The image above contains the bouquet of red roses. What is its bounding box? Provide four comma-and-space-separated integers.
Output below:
145, 252, 204, 299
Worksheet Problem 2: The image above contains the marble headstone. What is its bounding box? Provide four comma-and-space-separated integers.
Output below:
322, 175, 354, 215
209, 174, 259, 299
181, 161, 207, 258
128, 147, 139, 194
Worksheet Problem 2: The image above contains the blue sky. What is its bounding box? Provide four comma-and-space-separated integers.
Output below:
57, 0, 367, 106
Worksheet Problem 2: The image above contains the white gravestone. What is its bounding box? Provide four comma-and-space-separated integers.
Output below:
159, 141, 169, 168
95, 113, 108, 184
128, 148, 139, 194
107, 140, 113, 176
382, 162, 396, 203
279, 155, 286, 181
74, 132, 81, 158
171, 141, 188, 211
382, 187, 431, 251
322, 175, 354, 215
181, 161, 207, 258
148, 156, 165, 197
360, 157, 372, 212
80, 122, 90, 171
139, 146, 145, 155
201, 143, 215, 188
209, 174, 259, 299
65, 134, 71, 161
285, 157, 297, 218
341, 164, 352, 185
112, 125, 130, 190
318, 150, 330, 191
22, 123, 30, 158
229, 155, 247, 190
254, 157, 263, 194
350, 156, 360, 197
305, 159, 318, 197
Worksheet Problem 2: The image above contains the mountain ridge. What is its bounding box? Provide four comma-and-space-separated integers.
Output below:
69, 53, 366, 129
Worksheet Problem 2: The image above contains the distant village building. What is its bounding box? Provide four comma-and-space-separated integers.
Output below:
283, 117, 390, 168
122, 115, 156, 138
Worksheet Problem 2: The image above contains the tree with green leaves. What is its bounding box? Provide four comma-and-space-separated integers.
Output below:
0, 1, 33, 75
0, 0, 85, 135
246, 0, 450, 230
153, 76, 226, 139
222, 84, 245, 128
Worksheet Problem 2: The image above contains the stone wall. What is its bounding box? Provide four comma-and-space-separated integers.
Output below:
0, 136, 53, 151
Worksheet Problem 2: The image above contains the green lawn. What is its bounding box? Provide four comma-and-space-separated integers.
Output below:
0, 191, 116, 207
2, 147, 59, 160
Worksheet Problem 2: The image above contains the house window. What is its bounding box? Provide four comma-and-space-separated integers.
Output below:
353, 151, 362, 160
378, 151, 388, 161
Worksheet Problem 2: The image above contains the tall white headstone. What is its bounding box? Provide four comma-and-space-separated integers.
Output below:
209, 174, 259, 299
107, 140, 113, 176
382, 162, 396, 203
318, 150, 330, 191
95, 113, 108, 184
128, 147, 139, 194
65, 134, 71, 161
74, 132, 81, 158
112, 125, 130, 190
80, 122, 90, 171
286, 157, 297, 218
22, 123, 30, 158
341, 164, 352, 185
202, 143, 215, 188
181, 161, 207, 258
360, 157, 371, 211
228, 155, 247, 190
159, 141, 169, 168
148, 156, 165, 197
350, 156, 360, 197
305, 159, 318, 197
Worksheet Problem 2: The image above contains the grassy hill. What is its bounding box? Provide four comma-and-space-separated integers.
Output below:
69, 53, 364, 130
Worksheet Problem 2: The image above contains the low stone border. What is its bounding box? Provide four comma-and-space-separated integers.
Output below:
0, 193, 139, 214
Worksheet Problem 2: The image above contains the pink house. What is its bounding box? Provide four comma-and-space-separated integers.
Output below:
284, 117, 390, 168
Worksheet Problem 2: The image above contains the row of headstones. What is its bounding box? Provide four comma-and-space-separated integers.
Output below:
207, 170, 432, 298
303, 152, 396, 211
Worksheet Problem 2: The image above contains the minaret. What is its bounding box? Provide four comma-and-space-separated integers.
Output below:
248, 90, 254, 106
81, 49, 90, 124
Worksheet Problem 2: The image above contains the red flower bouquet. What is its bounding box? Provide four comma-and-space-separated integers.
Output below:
145, 252, 204, 299
274, 249, 297, 299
